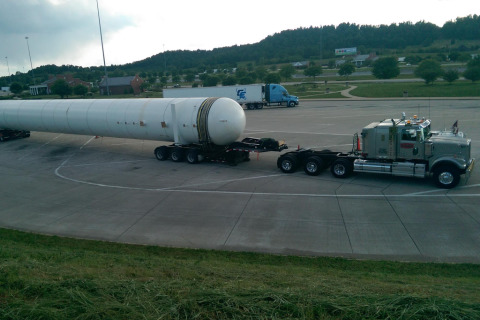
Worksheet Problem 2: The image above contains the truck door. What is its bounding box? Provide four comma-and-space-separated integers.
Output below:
398, 128, 425, 160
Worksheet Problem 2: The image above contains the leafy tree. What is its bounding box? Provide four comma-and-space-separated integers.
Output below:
405, 55, 422, 65
222, 76, 236, 86
448, 52, 460, 61
235, 67, 248, 79
51, 79, 72, 98
279, 64, 295, 81
203, 75, 219, 87
184, 72, 195, 83
372, 57, 400, 79
463, 57, 480, 82
414, 59, 443, 84
10, 82, 23, 94
73, 84, 88, 96
255, 66, 267, 82
160, 76, 167, 88
338, 63, 355, 78
443, 70, 459, 84
139, 82, 149, 91
264, 73, 281, 84
304, 65, 323, 80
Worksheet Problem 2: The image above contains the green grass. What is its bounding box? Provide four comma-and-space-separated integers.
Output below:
351, 81, 480, 98
285, 83, 349, 99
1, 228, 479, 319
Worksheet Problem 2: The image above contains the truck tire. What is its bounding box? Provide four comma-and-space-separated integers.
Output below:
288, 101, 296, 108
154, 146, 169, 161
330, 158, 353, 179
186, 148, 200, 164
304, 156, 325, 176
247, 104, 255, 110
170, 147, 184, 162
433, 165, 460, 189
255, 103, 263, 109
277, 155, 297, 173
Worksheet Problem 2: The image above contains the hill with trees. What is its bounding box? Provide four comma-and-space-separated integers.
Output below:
1, 14, 479, 88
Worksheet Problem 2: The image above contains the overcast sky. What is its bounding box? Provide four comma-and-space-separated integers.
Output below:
1, 0, 478, 77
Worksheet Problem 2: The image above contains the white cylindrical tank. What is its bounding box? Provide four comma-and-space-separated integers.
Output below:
0, 97, 246, 146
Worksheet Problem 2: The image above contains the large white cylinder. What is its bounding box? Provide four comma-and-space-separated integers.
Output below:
0, 97, 246, 146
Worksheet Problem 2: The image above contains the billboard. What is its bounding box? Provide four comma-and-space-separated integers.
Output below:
335, 47, 357, 56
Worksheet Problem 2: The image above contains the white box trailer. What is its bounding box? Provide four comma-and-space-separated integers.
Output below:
163, 83, 299, 110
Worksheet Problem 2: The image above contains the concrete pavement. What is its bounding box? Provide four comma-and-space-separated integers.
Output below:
1, 99, 479, 263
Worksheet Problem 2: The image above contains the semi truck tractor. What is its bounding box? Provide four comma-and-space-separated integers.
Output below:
0, 98, 286, 164
163, 83, 299, 110
277, 113, 475, 188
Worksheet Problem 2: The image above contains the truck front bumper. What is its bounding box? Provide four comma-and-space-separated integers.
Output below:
465, 158, 475, 184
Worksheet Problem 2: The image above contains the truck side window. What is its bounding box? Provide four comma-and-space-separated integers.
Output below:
401, 129, 416, 141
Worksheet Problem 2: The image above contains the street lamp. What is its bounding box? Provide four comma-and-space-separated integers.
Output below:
96, 0, 109, 95
25, 36, 35, 84
5, 56, 11, 83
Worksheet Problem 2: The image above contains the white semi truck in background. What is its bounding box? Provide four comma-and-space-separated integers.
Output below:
163, 83, 299, 110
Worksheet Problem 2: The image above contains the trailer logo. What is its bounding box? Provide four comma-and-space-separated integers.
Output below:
236, 88, 247, 100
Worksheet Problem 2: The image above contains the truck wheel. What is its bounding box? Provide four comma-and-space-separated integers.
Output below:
330, 158, 353, 179
170, 147, 184, 162
255, 104, 263, 109
288, 101, 296, 107
186, 149, 200, 164
247, 104, 255, 110
304, 156, 324, 176
154, 146, 169, 161
277, 155, 297, 173
433, 165, 460, 189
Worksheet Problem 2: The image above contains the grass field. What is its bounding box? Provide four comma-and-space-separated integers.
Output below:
351, 81, 480, 98
1, 228, 479, 319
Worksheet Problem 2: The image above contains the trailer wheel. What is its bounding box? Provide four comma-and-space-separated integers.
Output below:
288, 101, 296, 108
255, 104, 263, 109
170, 147, 184, 162
433, 165, 460, 189
154, 146, 169, 161
330, 158, 353, 178
277, 155, 297, 173
186, 149, 200, 164
304, 156, 325, 176
247, 104, 255, 110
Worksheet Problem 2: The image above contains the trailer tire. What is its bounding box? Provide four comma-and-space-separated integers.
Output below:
288, 101, 296, 108
170, 147, 184, 162
330, 158, 353, 178
154, 146, 169, 161
247, 104, 255, 110
255, 104, 263, 109
433, 165, 460, 189
278, 155, 297, 173
304, 156, 325, 176
186, 149, 200, 164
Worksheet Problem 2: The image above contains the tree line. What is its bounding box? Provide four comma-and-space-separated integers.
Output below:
1, 14, 479, 88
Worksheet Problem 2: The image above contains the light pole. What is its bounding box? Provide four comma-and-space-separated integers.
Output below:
5, 56, 11, 83
25, 36, 35, 84
96, 0, 109, 95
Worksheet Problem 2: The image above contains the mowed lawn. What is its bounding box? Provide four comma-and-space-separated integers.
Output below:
1, 228, 479, 319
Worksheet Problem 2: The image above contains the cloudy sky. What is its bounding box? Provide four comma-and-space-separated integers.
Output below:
0, 0, 478, 77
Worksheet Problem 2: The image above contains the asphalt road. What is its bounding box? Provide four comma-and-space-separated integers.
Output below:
1, 99, 479, 263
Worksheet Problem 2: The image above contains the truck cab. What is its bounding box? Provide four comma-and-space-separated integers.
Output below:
359, 114, 474, 188
264, 84, 299, 107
